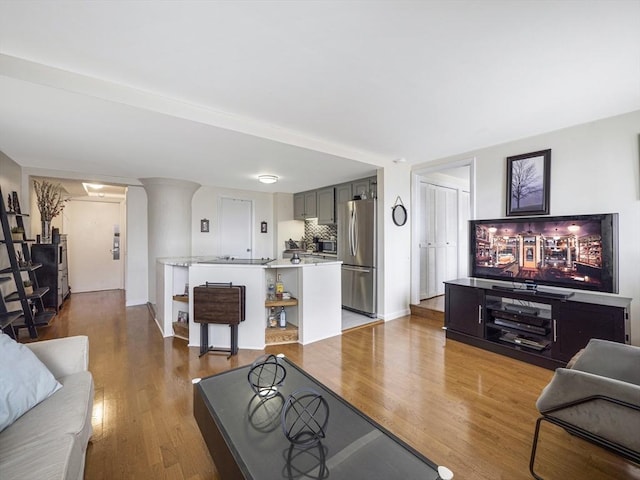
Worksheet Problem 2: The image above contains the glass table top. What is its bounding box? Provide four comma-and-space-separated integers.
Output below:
195, 357, 444, 479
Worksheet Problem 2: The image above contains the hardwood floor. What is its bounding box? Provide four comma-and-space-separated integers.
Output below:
27, 290, 639, 479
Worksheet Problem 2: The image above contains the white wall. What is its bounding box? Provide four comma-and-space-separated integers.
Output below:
0, 151, 22, 204
414, 110, 640, 344
125, 186, 148, 306
274, 192, 304, 259
191, 186, 275, 258
379, 165, 412, 320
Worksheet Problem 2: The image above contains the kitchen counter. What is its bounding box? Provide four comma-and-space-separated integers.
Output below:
267, 257, 340, 267
155, 256, 341, 349
158, 256, 340, 268
158, 256, 275, 267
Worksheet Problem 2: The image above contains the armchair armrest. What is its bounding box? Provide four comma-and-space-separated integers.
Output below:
537, 368, 640, 453
571, 339, 640, 385
25, 335, 89, 379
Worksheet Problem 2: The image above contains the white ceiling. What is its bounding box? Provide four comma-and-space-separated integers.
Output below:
1, 1, 639, 194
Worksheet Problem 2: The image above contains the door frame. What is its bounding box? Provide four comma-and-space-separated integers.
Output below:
410, 158, 476, 305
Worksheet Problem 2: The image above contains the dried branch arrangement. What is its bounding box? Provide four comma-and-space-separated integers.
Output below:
33, 180, 67, 221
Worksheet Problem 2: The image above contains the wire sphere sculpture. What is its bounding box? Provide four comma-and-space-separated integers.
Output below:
247, 354, 287, 398
281, 388, 329, 447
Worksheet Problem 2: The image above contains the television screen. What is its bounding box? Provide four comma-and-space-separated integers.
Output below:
469, 213, 618, 293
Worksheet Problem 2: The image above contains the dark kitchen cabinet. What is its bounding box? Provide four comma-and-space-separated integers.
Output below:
31, 236, 70, 311
293, 191, 317, 220
444, 278, 630, 369
316, 187, 335, 224
352, 177, 375, 199
335, 183, 353, 204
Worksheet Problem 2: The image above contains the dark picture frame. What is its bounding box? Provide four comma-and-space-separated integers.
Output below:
506, 149, 551, 216
200, 218, 209, 233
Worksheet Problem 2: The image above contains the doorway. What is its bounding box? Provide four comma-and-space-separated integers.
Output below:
65, 199, 125, 292
411, 161, 474, 305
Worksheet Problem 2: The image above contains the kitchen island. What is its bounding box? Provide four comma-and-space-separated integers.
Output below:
156, 257, 342, 350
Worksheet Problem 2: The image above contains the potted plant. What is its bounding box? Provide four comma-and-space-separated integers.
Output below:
33, 180, 68, 243
10, 226, 24, 241
23, 280, 33, 295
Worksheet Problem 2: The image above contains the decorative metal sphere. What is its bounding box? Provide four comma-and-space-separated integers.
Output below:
247, 354, 287, 398
281, 388, 329, 447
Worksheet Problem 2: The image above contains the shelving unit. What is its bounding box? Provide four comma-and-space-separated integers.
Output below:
485, 295, 553, 353
31, 237, 70, 311
265, 297, 299, 345
172, 294, 189, 340
0, 188, 54, 339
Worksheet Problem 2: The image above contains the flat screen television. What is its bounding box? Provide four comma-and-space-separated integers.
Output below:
469, 213, 618, 294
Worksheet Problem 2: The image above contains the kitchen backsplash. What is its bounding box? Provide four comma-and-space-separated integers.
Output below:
304, 218, 337, 243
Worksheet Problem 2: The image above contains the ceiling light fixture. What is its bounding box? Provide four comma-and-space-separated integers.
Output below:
258, 175, 278, 184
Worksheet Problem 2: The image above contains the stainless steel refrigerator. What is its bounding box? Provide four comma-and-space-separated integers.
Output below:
338, 198, 376, 317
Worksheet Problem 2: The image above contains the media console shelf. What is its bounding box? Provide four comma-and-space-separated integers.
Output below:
444, 278, 631, 370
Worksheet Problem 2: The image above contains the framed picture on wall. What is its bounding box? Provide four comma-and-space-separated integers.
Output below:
506, 149, 551, 216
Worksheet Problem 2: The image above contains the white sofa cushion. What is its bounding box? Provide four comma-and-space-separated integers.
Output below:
0, 370, 94, 454
0, 333, 62, 432
0, 433, 84, 480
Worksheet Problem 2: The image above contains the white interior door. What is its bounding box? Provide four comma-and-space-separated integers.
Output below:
423, 183, 458, 299
218, 197, 253, 258
65, 199, 124, 292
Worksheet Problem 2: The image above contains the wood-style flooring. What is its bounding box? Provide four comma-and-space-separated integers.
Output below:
25, 290, 639, 479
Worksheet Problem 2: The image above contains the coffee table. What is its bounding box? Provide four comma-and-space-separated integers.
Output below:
194, 357, 444, 479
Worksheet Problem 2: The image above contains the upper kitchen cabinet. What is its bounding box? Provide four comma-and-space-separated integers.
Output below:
294, 176, 376, 222
335, 183, 353, 204
352, 177, 377, 199
293, 191, 317, 220
316, 187, 335, 225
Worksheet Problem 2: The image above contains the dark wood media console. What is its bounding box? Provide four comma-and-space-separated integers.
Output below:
444, 278, 631, 370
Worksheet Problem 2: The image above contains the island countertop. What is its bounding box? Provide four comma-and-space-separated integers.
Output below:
158, 256, 341, 268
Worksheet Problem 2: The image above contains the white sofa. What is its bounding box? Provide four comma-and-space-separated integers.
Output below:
0, 336, 94, 480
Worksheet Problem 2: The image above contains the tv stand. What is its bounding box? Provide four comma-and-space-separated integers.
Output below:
445, 278, 630, 369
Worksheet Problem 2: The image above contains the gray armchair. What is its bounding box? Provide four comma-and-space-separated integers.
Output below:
529, 338, 640, 479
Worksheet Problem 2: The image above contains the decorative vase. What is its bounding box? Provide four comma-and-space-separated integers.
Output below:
41, 220, 52, 244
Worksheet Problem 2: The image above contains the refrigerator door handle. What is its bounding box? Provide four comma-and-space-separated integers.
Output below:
353, 207, 358, 256
342, 266, 371, 273
349, 207, 356, 257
